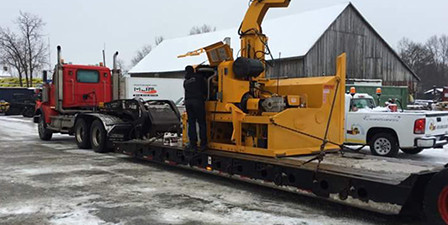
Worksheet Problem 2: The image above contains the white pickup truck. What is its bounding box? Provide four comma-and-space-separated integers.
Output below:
345, 93, 448, 157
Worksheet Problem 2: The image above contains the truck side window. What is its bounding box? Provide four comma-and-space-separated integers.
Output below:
77, 70, 99, 83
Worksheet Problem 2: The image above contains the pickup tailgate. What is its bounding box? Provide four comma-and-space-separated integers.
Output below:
425, 111, 448, 136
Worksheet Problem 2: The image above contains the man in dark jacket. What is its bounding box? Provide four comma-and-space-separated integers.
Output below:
184, 66, 207, 151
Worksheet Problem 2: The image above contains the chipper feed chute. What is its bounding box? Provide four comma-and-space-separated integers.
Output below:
178, 0, 345, 158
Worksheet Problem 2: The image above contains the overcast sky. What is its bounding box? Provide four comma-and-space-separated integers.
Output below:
1, 0, 447, 71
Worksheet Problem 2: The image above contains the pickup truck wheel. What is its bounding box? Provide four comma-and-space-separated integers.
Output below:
75, 119, 91, 149
369, 133, 399, 157
90, 120, 109, 153
423, 169, 448, 225
38, 114, 52, 141
401, 148, 424, 155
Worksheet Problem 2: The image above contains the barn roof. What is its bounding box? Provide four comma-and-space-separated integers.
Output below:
130, 3, 349, 74
129, 3, 418, 81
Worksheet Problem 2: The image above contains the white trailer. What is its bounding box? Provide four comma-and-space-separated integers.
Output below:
124, 77, 184, 104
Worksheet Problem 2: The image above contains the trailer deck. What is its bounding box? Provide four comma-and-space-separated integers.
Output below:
115, 140, 445, 216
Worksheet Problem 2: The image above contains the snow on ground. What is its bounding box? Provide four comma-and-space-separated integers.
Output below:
0, 115, 445, 225
347, 145, 448, 166
400, 147, 448, 165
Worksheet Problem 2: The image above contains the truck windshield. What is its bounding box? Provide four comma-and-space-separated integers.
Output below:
351, 98, 375, 111
77, 70, 99, 83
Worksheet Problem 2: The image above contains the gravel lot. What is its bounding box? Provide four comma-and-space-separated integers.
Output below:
1, 115, 446, 225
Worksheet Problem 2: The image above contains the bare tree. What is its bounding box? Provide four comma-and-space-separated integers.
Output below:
0, 27, 27, 86
397, 35, 448, 94
155, 36, 164, 46
115, 58, 128, 74
426, 35, 441, 68
131, 45, 152, 66
130, 36, 165, 67
439, 35, 448, 69
17, 12, 47, 87
0, 12, 47, 87
424, 35, 448, 75
189, 24, 216, 35
398, 37, 434, 72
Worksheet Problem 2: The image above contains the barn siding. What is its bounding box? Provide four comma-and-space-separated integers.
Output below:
266, 57, 304, 78
266, 5, 417, 91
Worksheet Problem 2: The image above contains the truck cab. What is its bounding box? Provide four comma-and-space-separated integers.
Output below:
346, 93, 376, 112
47, 64, 112, 109
34, 46, 120, 144
36, 63, 112, 130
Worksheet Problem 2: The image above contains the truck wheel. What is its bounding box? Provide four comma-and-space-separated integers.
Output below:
22, 107, 34, 118
38, 114, 52, 141
423, 168, 448, 225
75, 119, 91, 149
90, 120, 109, 153
369, 133, 399, 157
401, 148, 424, 155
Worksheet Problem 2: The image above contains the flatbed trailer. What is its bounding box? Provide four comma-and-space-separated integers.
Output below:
32, 1, 448, 223
114, 140, 448, 223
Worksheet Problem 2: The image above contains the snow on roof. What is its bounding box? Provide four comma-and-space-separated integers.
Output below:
129, 3, 349, 74
130, 29, 239, 74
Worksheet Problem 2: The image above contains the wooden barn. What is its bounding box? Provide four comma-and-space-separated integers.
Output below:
129, 3, 419, 92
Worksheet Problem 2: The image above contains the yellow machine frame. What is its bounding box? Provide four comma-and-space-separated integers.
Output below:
181, 0, 346, 158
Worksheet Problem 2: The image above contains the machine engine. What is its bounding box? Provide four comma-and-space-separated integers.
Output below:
261, 96, 286, 112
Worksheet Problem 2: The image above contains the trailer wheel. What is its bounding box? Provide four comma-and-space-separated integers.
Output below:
90, 120, 109, 153
401, 148, 424, 155
75, 119, 91, 149
423, 169, 448, 225
38, 114, 52, 141
369, 133, 399, 157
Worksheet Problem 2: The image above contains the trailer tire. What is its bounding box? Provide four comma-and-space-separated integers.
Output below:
90, 120, 109, 153
401, 148, 424, 155
423, 168, 448, 225
369, 133, 399, 157
38, 114, 52, 141
75, 119, 91, 149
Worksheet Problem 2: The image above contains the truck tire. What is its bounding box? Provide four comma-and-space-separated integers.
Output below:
369, 133, 399, 157
75, 119, 91, 149
423, 168, 448, 225
22, 107, 34, 118
90, 120, 109, 153
38, 114, 52, 141
401, 148, 424, 155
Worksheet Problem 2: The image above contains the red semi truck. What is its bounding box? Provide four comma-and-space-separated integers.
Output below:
34, 46, 181, 152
